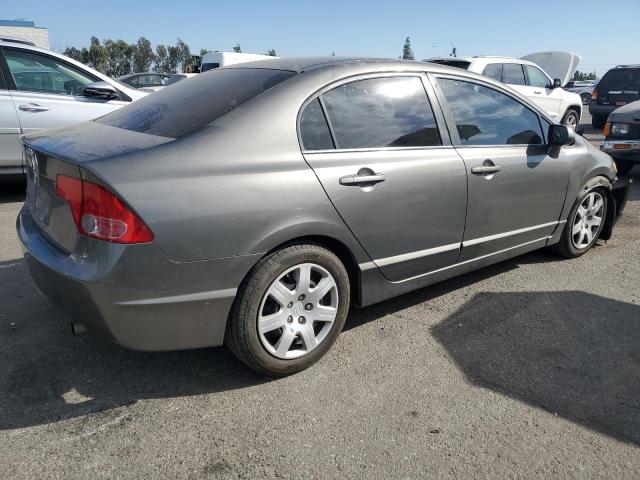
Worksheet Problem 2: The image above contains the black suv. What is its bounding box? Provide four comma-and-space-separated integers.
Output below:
590, 65, 640, 129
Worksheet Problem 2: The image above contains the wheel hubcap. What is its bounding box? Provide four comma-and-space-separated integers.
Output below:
571, 191, 604, 249
257, 263, 339, 360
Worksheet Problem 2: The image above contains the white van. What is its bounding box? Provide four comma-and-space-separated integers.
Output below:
201, 52, 276, 72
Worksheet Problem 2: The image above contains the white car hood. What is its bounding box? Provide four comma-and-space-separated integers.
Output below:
520, 51, 582, 86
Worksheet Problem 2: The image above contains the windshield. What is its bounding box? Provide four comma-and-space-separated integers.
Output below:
97, 68, 296, 138
598, 69, 640, 93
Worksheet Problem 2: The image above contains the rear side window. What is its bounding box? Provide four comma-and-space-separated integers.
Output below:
321, 76, 441, 149
502, 63, 526, 86
300, 99, 334, 150
438, 78, 544, 146
482, 63, 502, 82
597, 68, 640, 94
97, 68, 295, 138
525, 65, 550, 88
201, 63, 220, 72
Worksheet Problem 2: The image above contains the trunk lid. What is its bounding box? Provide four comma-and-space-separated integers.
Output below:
22, 121, 172, 253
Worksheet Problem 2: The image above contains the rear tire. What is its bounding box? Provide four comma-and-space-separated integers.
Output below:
226, 243, 350, 377
552, 186, 608, 258
591, 115, 606, 130
580, 93, 591, 105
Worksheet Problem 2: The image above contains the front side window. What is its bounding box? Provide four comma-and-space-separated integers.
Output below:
482, 63, 503, 82
321, 76, 441, 149
4, 49, 96, 96
502, 63, 526, 86
438, 78, 544, 146
525, 66, 550, 88
300, 98, 334, 150
98, 68, 296, 138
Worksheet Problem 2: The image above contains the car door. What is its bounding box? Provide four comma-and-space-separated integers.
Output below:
0, 54, 22, 171
433, 75, 569, 261
523, 64, 563, 119
300, 74, 468, 282
1, 47, 127, 135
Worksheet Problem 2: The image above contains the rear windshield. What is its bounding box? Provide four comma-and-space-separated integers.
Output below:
97, 68, 295, 138
428, 59, 471, 70
598, 68, 640, 93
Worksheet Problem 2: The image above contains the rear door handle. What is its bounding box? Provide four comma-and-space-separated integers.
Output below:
339, 173, 386, 186
471, 165, 501, 175
533, 90, 543, 94
19, 103, 49, 112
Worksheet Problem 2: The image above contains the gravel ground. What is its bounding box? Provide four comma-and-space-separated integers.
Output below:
0, 120, 639, 479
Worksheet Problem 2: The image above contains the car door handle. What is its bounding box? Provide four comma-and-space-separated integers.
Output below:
471, 165, 501, 175
339, 173, 386, 186
19, 103, 49, 112
533, 90, 543, 94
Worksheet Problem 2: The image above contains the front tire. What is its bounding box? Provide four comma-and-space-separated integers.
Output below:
553, 187, 608, 258
561, 109, 580, 130
226, 243, 350, 377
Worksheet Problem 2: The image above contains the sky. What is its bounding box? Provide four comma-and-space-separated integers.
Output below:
4, 0, 640, 76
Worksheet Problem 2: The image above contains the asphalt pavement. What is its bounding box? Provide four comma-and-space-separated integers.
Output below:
0, 116, 639, 479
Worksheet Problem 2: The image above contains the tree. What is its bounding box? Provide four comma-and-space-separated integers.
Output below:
104, 39, 135, 77
265, 49, 277, 56
167, 45, 180, 73
199, 48, 212, 57
402, 37, 414, 61
153, 44, 170, 74
573, 70, 598, 81
133, 37, 154, 72
88, 36, 108, 73
175, 38, 191, 72
63, 46, 89, 64
233, 43, 242, 53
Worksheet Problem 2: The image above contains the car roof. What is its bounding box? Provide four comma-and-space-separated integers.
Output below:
221, 56, 476, 75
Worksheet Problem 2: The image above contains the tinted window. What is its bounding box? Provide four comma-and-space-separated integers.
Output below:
98, 68, 295, 138
165, 75, 186, 86
525, 65, 550, 88
482, 63, 502, 81
4, 49, 95, 96
300, 99, 334, 150
322, 77, 441, 149
201, 63, 220, 72
502, 63, 526, 86
597, 68, 640, 94
438, 78, 544, 146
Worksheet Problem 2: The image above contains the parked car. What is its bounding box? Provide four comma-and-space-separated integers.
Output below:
565, 80, 596, 105
601, 100, 640, 175
0, 37, 147, 176
200, 51, 276, 72
429, 52, 583, 129
117, 72, 170, 90
18, 58, 630, 376
590, 65, 640, 129
164, 72, 198, 86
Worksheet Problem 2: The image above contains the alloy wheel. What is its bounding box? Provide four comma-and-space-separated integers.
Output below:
257, 263, 339, 359
564, 112, 578, 130
571, 191, 604, 249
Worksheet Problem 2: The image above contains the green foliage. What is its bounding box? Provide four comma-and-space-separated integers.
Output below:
153, 44, 170, 74
402, 37, 415, 61
199, 48, 212, 57
88, 36, 109, 73
133, 37, 154, 73
233, 44, 242, 53
104, 39, 135, 77
265, 49, 277, 56
175, 38, 192, 72
573, 70, 598, 81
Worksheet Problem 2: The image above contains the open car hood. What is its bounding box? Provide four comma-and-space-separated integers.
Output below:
520, 51, 582, 86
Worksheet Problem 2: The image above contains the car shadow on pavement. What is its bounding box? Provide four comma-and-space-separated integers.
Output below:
0, 258, 268, 431
432, 291, 640, 446
0, 176, 26, 204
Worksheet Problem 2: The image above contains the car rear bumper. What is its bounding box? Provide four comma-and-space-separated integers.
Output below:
17, 207, 258, 351
589, 104, 615, 118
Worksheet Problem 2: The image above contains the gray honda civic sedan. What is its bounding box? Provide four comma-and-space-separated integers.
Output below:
17, 58, 630, 376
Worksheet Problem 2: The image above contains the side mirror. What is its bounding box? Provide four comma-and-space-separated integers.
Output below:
83, 81, 119, 100
552, 78, 563, 89
548, 124, 576, 146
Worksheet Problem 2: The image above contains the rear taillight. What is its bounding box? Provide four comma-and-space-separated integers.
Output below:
591, 89, 598, 99
55, 175, 154, 244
